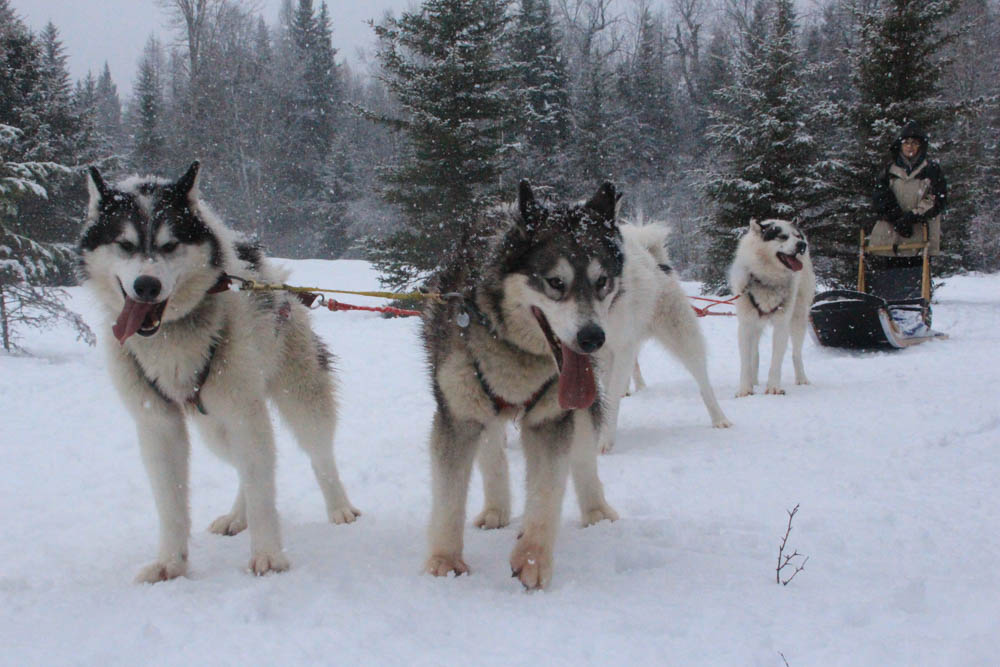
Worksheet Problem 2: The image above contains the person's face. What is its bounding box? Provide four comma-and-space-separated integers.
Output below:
901, 137, 921, 160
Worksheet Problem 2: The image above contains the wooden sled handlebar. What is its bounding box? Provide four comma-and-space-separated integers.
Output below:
857, 224, 931, 302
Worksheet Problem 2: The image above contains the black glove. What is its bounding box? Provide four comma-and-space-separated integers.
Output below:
893, 211, 919, 237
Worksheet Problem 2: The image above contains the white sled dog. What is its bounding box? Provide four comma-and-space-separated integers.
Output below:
422, 181, 624, 590
728, 218, 815, 397
596, 222, 731, 453
79, 162, 359, 583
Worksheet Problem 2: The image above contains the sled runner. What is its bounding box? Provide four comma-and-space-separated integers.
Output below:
810, 227, 947, 349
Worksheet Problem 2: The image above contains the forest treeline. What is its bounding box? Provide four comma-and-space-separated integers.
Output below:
3, 0, 998, 297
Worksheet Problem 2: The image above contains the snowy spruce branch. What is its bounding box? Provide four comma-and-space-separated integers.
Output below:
776, 504, 808, 586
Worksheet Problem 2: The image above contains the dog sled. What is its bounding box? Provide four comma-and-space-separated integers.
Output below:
810, 226, 948, 349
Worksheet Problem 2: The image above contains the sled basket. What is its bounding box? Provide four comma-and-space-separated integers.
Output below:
810, 227, 947, 350
809, 290, 946, 349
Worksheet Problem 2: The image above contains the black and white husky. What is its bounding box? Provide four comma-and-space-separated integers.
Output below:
728, 218, 815, 397
421, 181, 623, 589
79, 162, 359, 582
596, 222, 731, 454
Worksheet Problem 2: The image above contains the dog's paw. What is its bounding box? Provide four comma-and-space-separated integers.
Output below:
582, 502, 619, 527
713, 416, 733, 428
796, 377, 810, 386
765, 386, 786, 395
598, 438, 615, 455
424, 554, 470, 577
328, 505, 362, 525
510, 539, 553, 590
209, 511, 247, 536
248, 551, 290, 576
735, 388, 754, 398
474, 506, 510, 530
134, 558, 187, 584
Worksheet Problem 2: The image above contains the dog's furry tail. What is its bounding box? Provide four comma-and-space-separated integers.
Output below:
626, 219, 672, 265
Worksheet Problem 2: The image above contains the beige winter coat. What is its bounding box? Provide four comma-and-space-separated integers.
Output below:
870, 160, 941, 257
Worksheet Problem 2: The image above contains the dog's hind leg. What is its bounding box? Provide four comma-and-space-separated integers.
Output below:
571, 410, 618, 526
133, 402, 191, 584
209, 484, 247, 536
426, 413, 482, 577
630, 361, 647, 394
652, 304, 732, 427
790, 295, 810, 386
737, 317, 762, 397
765, 319, 790, 395
271, 378, 360, 525
597, 347, 635, 454
510, 415, 572, 590
473, 419, 511, 530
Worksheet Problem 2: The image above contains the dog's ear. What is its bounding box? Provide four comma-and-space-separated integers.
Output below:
175, 160, 201, 199
87, 166, 111, 203
749, 218, 763, 235
518, 179, 542, 226
585, 182, 618, 223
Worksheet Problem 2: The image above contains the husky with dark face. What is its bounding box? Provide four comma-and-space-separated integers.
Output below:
79, 162, 359, 583
728, 218, 815, 397
421, 181, 622, 590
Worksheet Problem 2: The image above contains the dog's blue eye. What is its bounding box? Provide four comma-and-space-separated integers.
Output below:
160, 242, 178, 254
547, 277, 565, 291
118, 240, 137, 253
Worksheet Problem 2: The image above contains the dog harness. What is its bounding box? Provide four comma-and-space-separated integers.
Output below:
744, 275, 785, 317
473, 359, 555, 414
126, 275, 235, 415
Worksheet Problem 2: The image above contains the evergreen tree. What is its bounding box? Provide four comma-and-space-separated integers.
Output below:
571, 32, 620, 184
509, 0, 571, 186
95, 62, 123, 147
701, 0, 829, 292
130, 37, 167, 174
826, 0, 962, 283
0, 20, 94, 351
618, 6, 675, 183
368, 0, 517, 288
259, 0, 344, 255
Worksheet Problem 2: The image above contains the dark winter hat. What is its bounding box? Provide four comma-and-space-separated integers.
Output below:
892, 120, 928, 156
898, 121, 927, 142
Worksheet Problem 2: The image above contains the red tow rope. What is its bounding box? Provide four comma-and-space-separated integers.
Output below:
325, 299, 422, 317
688, 295, 740, 317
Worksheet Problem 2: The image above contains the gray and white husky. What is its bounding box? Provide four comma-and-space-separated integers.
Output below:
79, 162, 359, 583
421, 181, 623, 590
728, 218, 815, 397
596, 222, 731, 454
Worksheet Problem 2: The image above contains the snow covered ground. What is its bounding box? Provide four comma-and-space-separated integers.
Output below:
2, 260, 998, 666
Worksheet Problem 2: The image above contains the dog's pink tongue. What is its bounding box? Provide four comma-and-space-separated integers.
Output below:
785, 254, 803, 271
557, 342, 597, 410
112, 298, 155, 344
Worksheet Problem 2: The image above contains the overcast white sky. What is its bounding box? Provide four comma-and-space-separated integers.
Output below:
11, 0, 412, 96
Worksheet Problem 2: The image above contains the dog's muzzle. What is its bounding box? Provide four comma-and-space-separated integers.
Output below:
530, 306, 599, 411
113, 277, 168, 344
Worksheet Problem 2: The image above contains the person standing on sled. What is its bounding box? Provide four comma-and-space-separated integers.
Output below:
868, 121, 948, 299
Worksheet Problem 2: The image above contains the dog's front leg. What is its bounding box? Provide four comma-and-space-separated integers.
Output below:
736, 318, 760, 397
226, 402, 288, 575
133, 404, 191, 584
426, 412, 481, 576
511, 415, 572, 590
571, 409, 619, 526
765, 319, 790, 395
